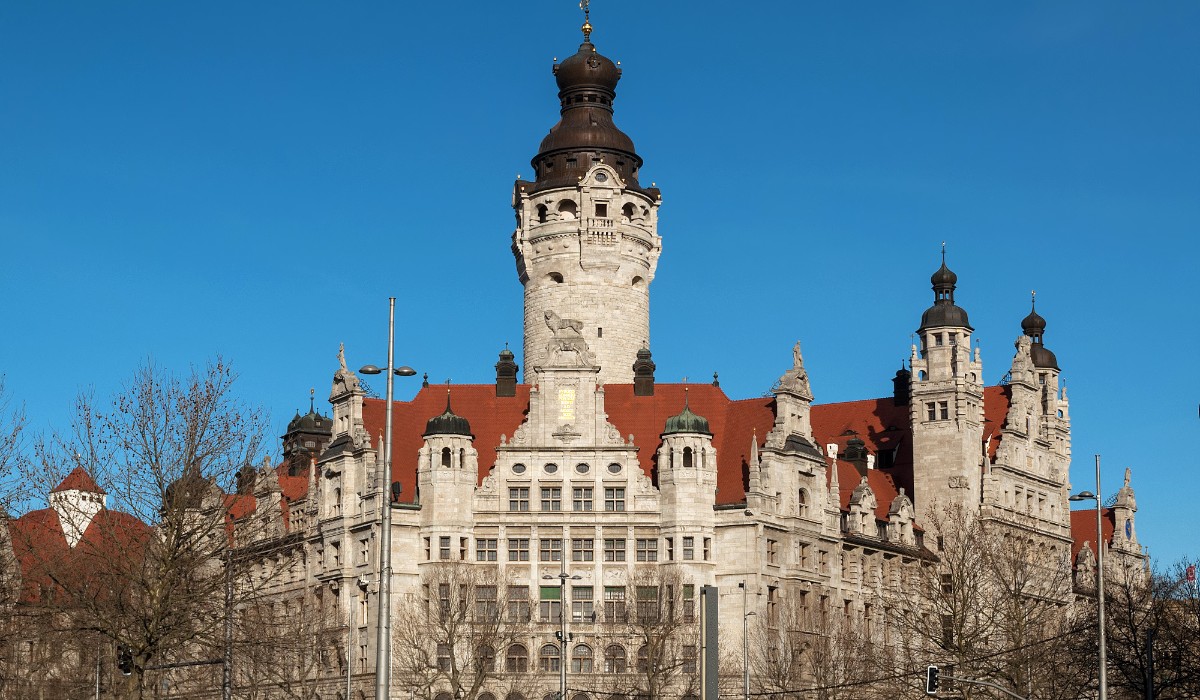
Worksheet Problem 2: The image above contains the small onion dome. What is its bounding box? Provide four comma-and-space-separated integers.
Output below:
930, 261, 957, 287
554, 41, 621, 94
423, 395, 472, 437
1021, 308, 1047, 336
1030, 344, 1059, 370
663, 400, 712, 436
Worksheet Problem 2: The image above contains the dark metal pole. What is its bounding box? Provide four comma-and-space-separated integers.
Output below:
375, 298, 397, 700
1096, 455, 1107, 700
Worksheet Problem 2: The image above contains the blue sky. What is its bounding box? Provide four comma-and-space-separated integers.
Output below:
1, 2, 1196, 565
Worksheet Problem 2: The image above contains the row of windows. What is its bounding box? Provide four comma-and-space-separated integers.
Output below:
462, 536, 711, 563
512, 462, 624, 476
431, 584, 697, 625
508, 486, 625, 512
445, 641, 697, 676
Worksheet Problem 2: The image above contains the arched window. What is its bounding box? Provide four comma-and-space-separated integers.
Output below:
621, 202, 636, 222
536, 204, 548, 223
798, 488, 809, 517
477, 644, 496, 672
459, 448, 466, 468
479, 694, 497, 700
540, 644, 561, 672
441, 447, 451, 468
636, 645, 649, 673
434, 694, 453, 700
603, 644, 626, 673
572, 644, 593, 673
683, 447, 693, 468
557, 200, 577, 219
506, 644, 528, 673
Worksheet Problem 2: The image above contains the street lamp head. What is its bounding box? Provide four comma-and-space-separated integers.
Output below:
359, 365, 418, 377
1070, 491, 1097, 502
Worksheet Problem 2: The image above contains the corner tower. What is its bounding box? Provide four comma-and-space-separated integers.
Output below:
909, 252, 985, 514
512, 14, 662, 385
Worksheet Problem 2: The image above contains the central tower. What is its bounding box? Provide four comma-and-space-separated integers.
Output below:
512, 15, 662, 385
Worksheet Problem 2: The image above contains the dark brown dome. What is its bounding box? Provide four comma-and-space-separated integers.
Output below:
529, 35, 644, 192
918, 255, 972, 332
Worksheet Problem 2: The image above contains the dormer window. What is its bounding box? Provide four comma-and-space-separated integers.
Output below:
595, 202, 608, 217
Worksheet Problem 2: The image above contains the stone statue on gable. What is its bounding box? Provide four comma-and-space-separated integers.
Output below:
776, 340, 813, 399
331, 342, 362, 396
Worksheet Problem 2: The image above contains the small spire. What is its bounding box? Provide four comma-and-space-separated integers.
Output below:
308, 387, 315, 413
580, 0, 592, 41
1031, 289, 1037, 308
712, 372, 719, 387
941, 241, 946, 263
422, 373, 429, 388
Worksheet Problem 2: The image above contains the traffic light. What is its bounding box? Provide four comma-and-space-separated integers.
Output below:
925, 665, 940, 695
117, 645, 133, 676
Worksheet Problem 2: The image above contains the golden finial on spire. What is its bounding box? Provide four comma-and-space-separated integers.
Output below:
1031, 289, 1037, 307
580, 0, 592, 42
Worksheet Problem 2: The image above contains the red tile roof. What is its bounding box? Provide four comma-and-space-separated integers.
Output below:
50, 466, 106, 495
1070, 507, 1115, 562
358, 382, 1014, 520
7, 507, 151, 605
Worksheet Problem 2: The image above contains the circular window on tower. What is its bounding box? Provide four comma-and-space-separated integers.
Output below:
575, 463, 590, 474
607, 463, 622, 475
512, 463, 527, 475
595, 172, 608, 182
545, 463, 559, 474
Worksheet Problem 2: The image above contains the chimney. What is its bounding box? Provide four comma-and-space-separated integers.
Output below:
495, 347, 518, 397
633, 346, 656, 396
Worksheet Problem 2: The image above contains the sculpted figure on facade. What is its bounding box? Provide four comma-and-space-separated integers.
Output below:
544, 310, 597, 366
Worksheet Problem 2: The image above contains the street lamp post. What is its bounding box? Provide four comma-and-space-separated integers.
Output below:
739, 582, 755, 700
360, 297, 417, 700
544, 563, 581, 700
1070, 455, 1107, 700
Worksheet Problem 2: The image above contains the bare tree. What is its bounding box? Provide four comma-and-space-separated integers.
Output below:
885, 503, 1082, 700
10, 359, 268, 699
393, 562, 532, 700
1101, 558, 1200, 699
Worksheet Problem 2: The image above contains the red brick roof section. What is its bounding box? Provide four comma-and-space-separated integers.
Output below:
982, 385, 1012, 462
7, 507, 151, 605
363, 385, 531, 505
361, 383, 1013, 515
1070, 507, 1115, 562
50, 466, 106, 495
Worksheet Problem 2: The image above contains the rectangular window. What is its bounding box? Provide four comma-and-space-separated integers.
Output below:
934, 333, 943, 346
439, 536, 451, 560
682, 584, 695, 622
604, 586, 626, 622
798, 542, 810, 568
636, 538, 658, 562
682, 644, 697, 674
703, 537, 711, 560
767, 538, 778, 564
476, 585, 499, 620
508, 538, 529, 562
603, 538, 626, 562
939, 401, 949, 420
666, 537, 675, 561
572, 537, 594, 562
926, 402, 937, 421
604, 487, 626, 511
595, 202, 608, 217
767, 586, 778, 627
541, 487, 562, 511
331, 541, 341, 567
539, 538, 563, 562
573, 486, 593, 511
539, 585, 562, 622
682, 536, 695, 560
423, 537, 430, 560
636, 586, 659, 623
460, 537, 468, 560
508, 487, 529, 511
437, 583, 451, 621
507, 586, 530, 622
572, 585, 594, 622
477, 538, 498, 562
358, 538, 370, 565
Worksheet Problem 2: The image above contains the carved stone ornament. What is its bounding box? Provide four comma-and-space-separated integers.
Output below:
544, 311, 598, 366
480, 475, 497, 495
510, 422, 531, 446
553, 423, 582, 443
948, 475, 969, 489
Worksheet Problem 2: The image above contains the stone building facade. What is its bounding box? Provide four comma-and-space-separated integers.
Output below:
1, 13, 1150, 700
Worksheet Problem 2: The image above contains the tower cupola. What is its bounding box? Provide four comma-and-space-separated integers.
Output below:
919, 250, 972, 332
1022, 292, 1059, 370
423, 392, 473, 438
531, 10, 643, 191
663, 393, 712, 436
